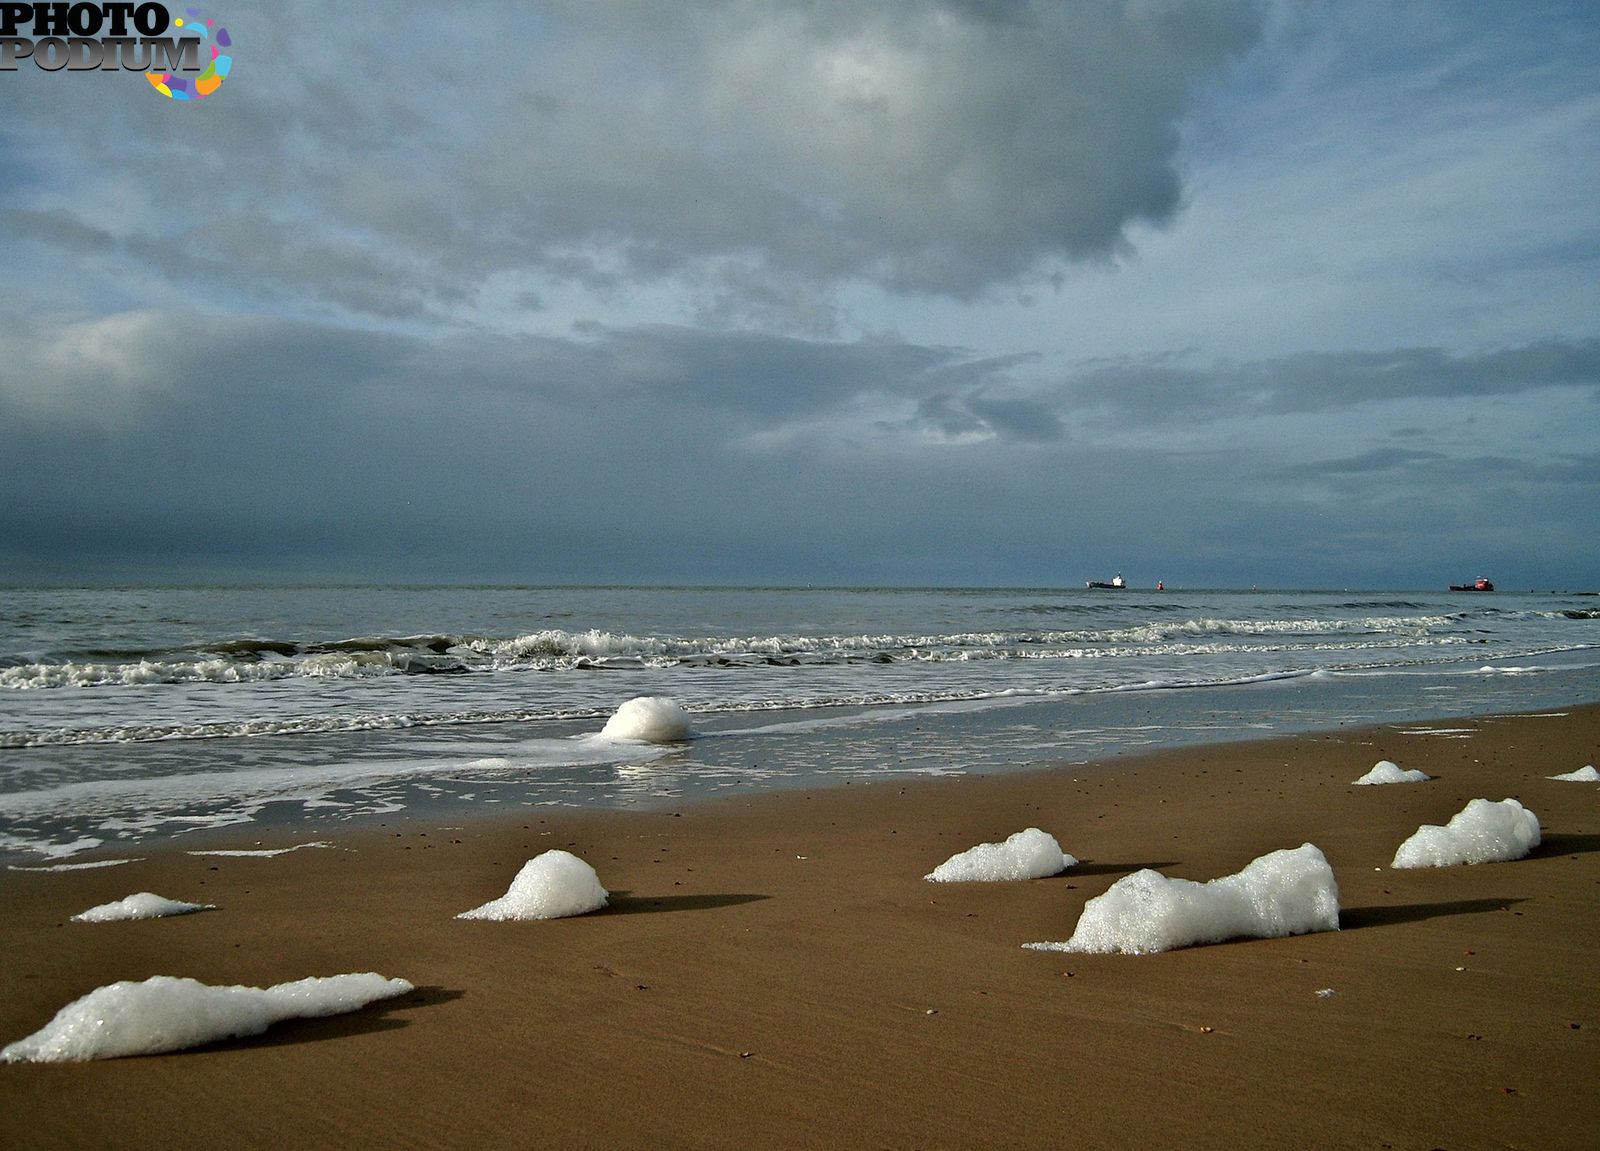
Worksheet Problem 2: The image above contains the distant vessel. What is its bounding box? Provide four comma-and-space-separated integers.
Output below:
1449, 577, 1495, 592
1087, 574, 1126, 589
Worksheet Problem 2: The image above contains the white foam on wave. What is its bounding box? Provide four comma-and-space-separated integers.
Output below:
925, 828, 1077, 882
600, 696, 694, 743
456, 849, 609, 921
0, 833, 106, 860
1391, 798, 1540, 868
0, 973, 414, 1062
1026, 843, 1340, 955
0, 733, 651, 836
1548, 765, 1599, 782
70, 892, 215, 922
1352, 760, 1430, 785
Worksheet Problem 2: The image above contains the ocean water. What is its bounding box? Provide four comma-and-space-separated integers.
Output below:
1, 585, 1596, 862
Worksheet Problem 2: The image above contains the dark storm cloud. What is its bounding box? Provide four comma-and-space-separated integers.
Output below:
2, 3, 1596, 587
3, 309, 1594, 585
453, 0, 1266, 296
0, 312, 1047, 580
0, 0, 1265, 321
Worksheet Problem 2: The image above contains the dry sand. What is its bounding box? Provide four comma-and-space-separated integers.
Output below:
2, 704, 1597, 1149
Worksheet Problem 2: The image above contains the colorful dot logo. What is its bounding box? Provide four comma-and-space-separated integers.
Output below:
147, 8, 232, 100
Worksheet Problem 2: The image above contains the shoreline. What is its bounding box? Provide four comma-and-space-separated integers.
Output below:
3, 703, 1597, 1148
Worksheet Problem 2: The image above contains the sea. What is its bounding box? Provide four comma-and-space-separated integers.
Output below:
1, 584, 1596, 863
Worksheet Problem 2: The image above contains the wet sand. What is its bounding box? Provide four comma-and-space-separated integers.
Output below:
2, 704, 1597, 1149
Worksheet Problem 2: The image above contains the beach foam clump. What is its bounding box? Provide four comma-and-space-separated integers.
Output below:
1352, 760, 1430, 785
600, 696, 694, 743
1026, 843, 1340, 955
457, 849, 609, 920
0, 973, 413, 1063
70, 892, 215, 923
925, 828, 1077, 882
1548, 765, 1599, 782
1391, 798, 1540, 868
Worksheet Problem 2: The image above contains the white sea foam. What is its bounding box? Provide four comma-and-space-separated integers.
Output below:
1391, 798, 1541, 868
925, 828, 1077, 882
8, 858, 141, 872
0, 612, 1485, 697
1548, 765, 1599, 782
457, 849, 609, 920
0, 833, 106, 859
600, 696, 694, 743
70, 893, 215, 922
1026, 843, 1340, 955
1352, 760, 1430, 785
0, 973, 414, 1062
185, 842, 334, 858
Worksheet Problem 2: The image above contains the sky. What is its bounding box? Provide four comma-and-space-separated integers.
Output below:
1, 0, 1597, 589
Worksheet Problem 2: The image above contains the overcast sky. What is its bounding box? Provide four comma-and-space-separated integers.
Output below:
2, 0, 1597, 588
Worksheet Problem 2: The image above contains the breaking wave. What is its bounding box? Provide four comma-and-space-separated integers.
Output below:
0, 614, 1482, 691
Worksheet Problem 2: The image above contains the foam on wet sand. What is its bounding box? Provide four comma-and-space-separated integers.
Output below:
1548, 764, 1598, 781
1025, 843, 1340, 955
2, 702, 1597, 1150
1, 974, 414, 1063
69, 893, 214, 923
600, 696, 694, 743
1352, 759, 1430, 785
1390, 797, 1541, 868
456, 849, 609, 920
925, 827, 1076, 882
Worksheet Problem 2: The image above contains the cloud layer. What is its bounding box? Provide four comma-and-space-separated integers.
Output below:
1, 1, 1596, 586
3, 0, 1263, 322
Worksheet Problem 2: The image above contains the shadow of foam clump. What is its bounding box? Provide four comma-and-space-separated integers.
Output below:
1066, 860, 1179, 878
1339, 898, 1526, 931
601, 892, 770, 916
1535, 832, 1600, 857
203, 985, 465, 1054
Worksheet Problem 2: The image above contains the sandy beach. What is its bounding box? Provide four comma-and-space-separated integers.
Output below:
2, 703, 1597, 1150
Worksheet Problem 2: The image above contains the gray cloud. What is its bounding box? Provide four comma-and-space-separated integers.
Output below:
1060, 341, 1600, 427
2, 309, 1595, 586
0, 0, 1264, 323
2, 4, 1596, 588
1280, 448, 1447, 477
